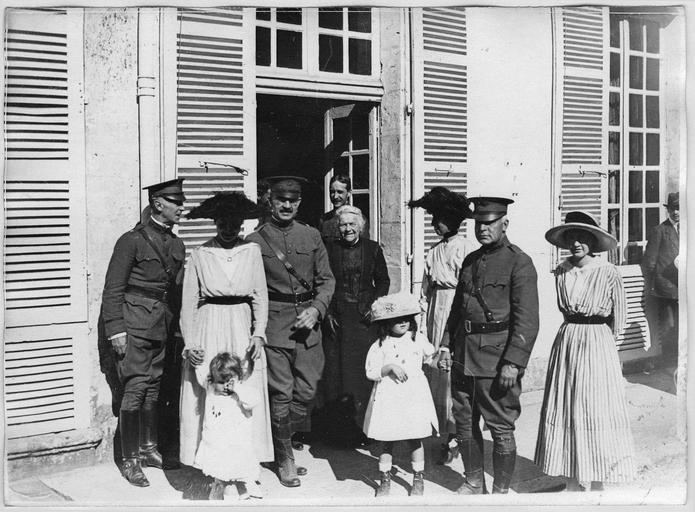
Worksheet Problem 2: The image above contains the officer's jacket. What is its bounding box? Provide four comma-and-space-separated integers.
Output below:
246, 220, 335, 348
642, 220, 679, 300
101, 219, 185, 341
447, 235, 539, 377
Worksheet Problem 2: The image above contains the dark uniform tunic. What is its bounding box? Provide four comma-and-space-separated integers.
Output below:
446, 235, 539, 452
246, 220, 335, 425
101, 218, 185, 411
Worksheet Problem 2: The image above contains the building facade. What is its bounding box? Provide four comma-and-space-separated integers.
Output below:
3, 6, 685, 472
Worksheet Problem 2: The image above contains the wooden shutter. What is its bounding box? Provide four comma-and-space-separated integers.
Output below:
174, 7, 256, 250
412, 7, 469, 267
615, 265, 651, 360
3, 9, 89, 438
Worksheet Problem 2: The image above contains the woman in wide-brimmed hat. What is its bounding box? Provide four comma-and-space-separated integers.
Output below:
178, 191, 273, 497
408, 187, 476, 464
534, 211, 635, 491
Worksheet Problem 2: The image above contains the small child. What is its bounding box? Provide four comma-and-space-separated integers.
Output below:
362, 292, 439, 497
194, 352, 263, 500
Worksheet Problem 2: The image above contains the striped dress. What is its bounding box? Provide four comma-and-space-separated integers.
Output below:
534, 257, 635, 483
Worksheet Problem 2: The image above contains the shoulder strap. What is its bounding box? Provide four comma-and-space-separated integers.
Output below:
472, 257, 496, 322
137, 226, 174, 280
257, 227, 313, 292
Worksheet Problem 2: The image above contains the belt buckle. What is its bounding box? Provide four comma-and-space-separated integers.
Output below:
162, 290, 168, 302
464, 319, 472, 333
294, 294, 302, 306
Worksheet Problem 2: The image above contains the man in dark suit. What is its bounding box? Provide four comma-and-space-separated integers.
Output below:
642, 192, 679, 363
101, 179, 186, 487
438, 197, 539, 495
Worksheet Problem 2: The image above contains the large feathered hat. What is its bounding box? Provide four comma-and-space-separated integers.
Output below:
408, 186, 472, 224
186, 191, 263, 220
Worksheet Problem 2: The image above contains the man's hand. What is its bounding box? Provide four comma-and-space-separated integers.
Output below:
437, 349, 452, 372
247, 336, 264, 360
293, 306, 320, 330
498, 363, 519, 391
111, 334, 127, 359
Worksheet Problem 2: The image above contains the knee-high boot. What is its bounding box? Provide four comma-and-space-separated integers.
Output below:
271, 415, 300, 487
120, 410, 149, 487
492, 450, 516, 494
456, 438, 487, 494
139, 405, 163, 469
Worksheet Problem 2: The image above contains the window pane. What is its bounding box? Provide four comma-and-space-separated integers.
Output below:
627, 245, 643, 265
645, 171, 660, 203
608, 169, 620, 203
609, 92, 620, 126
646, 58, 659, 91
646, 20, 660, 53
349, 38, 371, 75
348, 8, 372, 33
628, 208, 643, 242
352, 154, 370, 189
277, 8, 302, 25
352, 113, 369, 150
630, 56, 643, 89
646, 133, 660, 166
608, 208, 620, 239
319, 34, 343, 73
646, 207, 660, 234
629, 170, 643, 203
646, 96, 660, 128
352, 193, 370, 228
277, 30, 302, 69
333, 117, 350, 153
608, 132, 620, 165
629, 21, 643, 51
319, 7, 343, 29
256, 27, 271, 66
629, 94, 643, 127
610, 15, 620, 48
333, 156, 348, 175
256, 8, 270, 21
629, 132, 643, 165
610, 52, 621, 87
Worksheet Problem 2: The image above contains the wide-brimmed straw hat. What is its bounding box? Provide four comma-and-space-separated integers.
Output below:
186, 191, 263, 220
545, 211, 617, 253
370, 292, 421, 322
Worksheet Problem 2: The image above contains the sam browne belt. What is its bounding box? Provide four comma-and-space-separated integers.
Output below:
268, 290, 317, 304
462, 319, 509, 334
125, 284, 170, 303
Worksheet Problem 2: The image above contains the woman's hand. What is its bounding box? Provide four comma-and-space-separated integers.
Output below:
186, 347, 205, 367
247, 336, 264, 360
437, 349, 452, 372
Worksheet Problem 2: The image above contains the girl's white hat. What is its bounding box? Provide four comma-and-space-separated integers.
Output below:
370, 292, 421, 322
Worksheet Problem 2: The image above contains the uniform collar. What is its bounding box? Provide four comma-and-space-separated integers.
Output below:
148, 216, 172, 233
481, 234, 509, 252
268, 217, 295, 232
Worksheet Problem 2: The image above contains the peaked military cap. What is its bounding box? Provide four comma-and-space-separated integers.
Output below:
143, 178, 186, 203
470, 196, 514, 222
266, 175, 308, 198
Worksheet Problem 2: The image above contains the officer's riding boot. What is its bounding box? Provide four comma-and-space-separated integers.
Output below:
492, 450, 516, 494
120, 410, 150, 487
271, 415, 300, 488
139, 406, 163, 469
288, 409, 308, 476
456, 438, 487, 495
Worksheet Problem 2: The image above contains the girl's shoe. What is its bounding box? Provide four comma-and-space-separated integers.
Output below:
208, 479, 226, 500
410, 471, 424, 496
241, 480, 263, 499
375, 470, 391, 497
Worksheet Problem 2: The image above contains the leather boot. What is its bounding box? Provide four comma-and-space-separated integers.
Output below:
139, 406, 163, 469
375, 470, 391, 497
410, 471, 425, 496
120, 410, 149, 487
456, 438, 487, 494
272, 415, 300, 487
492, 450, 516, 494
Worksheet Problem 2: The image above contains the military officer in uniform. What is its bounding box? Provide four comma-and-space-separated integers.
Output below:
438, 197, 539, 495
101, 179, 186, 487
246, 176, 335, 488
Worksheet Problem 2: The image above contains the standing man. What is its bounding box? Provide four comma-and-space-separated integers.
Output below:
246, 176, 335, 488
101, 179, 186, 487
642, 192, 679, 364
437, 197, 539, 495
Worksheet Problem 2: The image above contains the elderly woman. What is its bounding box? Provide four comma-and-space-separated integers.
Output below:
179, 192, 273, 469
535, 211, 635, 491
323, 205, 390, 435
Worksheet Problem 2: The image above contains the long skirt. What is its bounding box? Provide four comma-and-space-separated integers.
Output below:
534, 322, 635, 483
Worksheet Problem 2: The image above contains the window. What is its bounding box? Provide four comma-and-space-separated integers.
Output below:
607, 14, 663, 265
255, 8, 304, 70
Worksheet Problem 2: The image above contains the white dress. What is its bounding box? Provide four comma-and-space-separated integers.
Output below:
420, 234, 476, 433
194, 380, 261, 481
534, 258, 635, 483
179, 239, 273, 466
362, 333, 439, 441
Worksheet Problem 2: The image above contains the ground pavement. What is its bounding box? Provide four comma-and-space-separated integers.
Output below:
5, 366, 687, 507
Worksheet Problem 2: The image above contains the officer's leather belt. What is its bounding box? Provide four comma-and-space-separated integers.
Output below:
203, 296, 251, 305
564, 314, 611, 325
268, 290, 316, 304
463, 319, 509, 334
125, 284, 169, 303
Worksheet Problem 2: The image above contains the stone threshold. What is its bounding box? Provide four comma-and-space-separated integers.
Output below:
7, 427, 103, 460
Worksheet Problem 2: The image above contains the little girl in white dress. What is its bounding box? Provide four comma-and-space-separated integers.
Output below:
194, 352, 263, 500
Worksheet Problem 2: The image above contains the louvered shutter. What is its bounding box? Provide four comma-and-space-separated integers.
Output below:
412, 7, 469, 264
4, 9, 89, 438
615, 265, 651, 359
554, 6, 608, 261
174, 8, 256, 251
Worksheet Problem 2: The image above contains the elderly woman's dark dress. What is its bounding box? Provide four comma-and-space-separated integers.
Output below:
324, 237, 390, 422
